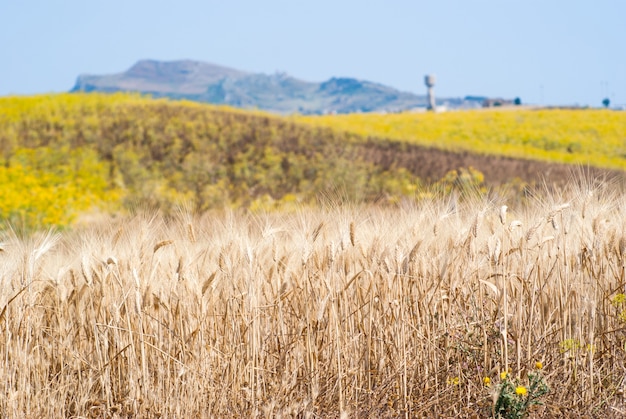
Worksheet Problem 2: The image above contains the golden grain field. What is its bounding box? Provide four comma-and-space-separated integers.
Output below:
2, 176, 626, 417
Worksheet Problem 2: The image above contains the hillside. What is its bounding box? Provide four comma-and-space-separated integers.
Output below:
70, 59, 430, 114
294, 109, 626, 171
1, 93, 623, 229
0, 93, 424, 228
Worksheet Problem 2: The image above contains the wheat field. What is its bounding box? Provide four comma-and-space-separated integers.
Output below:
2, 177, 626, 418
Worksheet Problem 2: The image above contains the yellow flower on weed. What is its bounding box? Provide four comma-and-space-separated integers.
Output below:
447, 376, 460, 386
612, 293, 626, 306
515, 386, 527, 396
483, 376, 491, 387
500, 371, 508, 380
535, 361, 543, 370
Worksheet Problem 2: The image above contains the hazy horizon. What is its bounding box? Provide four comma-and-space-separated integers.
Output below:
1, 0, 624, 107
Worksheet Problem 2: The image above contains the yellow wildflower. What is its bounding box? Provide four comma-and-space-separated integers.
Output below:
483, 376, 491, 387
515, 386, 527, 396
535, 361, 543, 370
612, 293, 626, 306
447, 376, 460, 386
500, 371, 508, 380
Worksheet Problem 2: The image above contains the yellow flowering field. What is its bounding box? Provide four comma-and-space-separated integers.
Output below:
2, 93, 624, 230
0, 94, 427, 229
0, 147, 119, 230
293, 109, 626, 170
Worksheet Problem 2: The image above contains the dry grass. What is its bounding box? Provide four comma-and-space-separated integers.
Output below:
2, 178, 626, 418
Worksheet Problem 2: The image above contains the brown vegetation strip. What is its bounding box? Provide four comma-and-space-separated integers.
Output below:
357, 137, 626, 186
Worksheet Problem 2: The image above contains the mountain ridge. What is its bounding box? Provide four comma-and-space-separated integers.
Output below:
71, 59, 433, 114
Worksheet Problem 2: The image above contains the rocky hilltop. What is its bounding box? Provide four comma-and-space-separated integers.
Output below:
71, 59, 430, 114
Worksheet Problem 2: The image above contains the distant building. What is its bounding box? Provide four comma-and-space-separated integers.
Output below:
482, 98, 517, 108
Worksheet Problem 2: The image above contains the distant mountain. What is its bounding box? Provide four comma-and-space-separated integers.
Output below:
70, 59, 432, 114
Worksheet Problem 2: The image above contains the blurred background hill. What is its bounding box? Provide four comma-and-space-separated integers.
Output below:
71, 59, 437, 114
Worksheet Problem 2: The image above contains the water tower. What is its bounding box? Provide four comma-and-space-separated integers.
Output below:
424, 74, 436, 111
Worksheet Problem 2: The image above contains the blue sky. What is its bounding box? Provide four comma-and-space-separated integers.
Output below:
1, 0, 624, 106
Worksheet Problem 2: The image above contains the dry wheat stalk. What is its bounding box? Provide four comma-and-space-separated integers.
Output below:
0, 179, 625, 417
